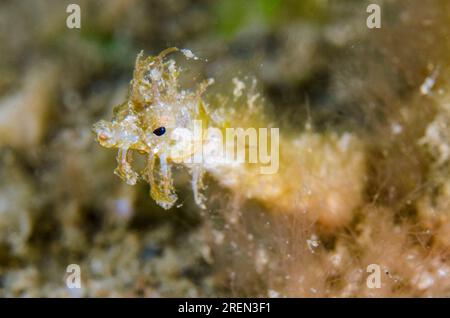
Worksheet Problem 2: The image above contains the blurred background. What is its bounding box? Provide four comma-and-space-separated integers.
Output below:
1, 0, 348, 297
1, 0, 450, 297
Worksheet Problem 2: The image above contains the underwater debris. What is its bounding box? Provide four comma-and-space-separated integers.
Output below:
180, 48, 199, 60
306, 234, 320, 253
420, 66, 440, 96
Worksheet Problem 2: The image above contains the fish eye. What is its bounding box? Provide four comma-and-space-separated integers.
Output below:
153, 126, 166, 136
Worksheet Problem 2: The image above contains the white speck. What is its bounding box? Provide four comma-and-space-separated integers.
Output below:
338, 133, 352, 151
213, 230, 225, 245
255, 248, 269, 274
438, 268, 448, 277
232, 77, 246, 99
167, 60, 176, 75
415, 272, 435, 290
420, 67, 440, 96
181, 49, 199, 60
391, 122, 403, 135
307, 234, 320, 253
115, 198, 133, 219
268, 289, 280, 298
330, 254, 342, 267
